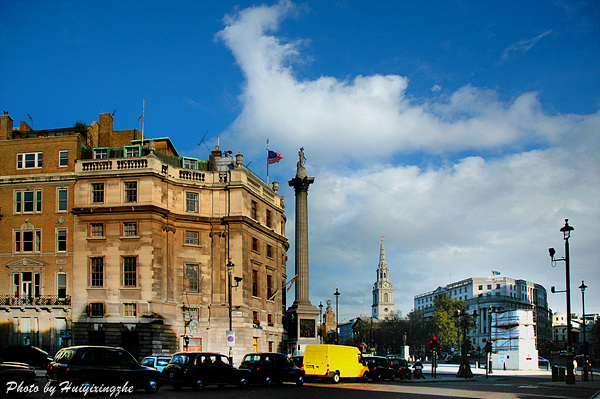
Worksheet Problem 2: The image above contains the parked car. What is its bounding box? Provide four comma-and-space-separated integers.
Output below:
538, 357, 550, 370
0, 346, 52, 370
239, 353, 304, 386
47, 346, 161, 394
387, 357, 411, 380
161, 352, 249, 390
364, 356, 395, 381
303, 344, 369, 383
290, 356, 303, 368
0, 359, 36, 397
141, 356, 171, 372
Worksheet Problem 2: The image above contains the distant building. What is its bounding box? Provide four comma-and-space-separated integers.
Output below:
372, 237, 394, 321
0, 111, 288, 360
413, 274, 552, 351
552, 311, 598, 348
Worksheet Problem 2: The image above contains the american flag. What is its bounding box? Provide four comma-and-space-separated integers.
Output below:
268, 150, 284, 164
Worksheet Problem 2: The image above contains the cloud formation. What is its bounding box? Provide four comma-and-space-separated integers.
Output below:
217, 2, 600, 320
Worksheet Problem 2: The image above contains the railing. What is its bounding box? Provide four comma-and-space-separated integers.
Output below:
82, 160, 112, 171
179, 170, 205, 182
0, 295, 71, 306
117, 158, 148, 169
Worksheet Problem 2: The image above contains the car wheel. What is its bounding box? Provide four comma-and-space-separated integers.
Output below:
296, 376, 304, 386
331, 373, 340, 384
263, 376, 272, 387
192, 379, 204, 390
145, 379, 159, 394
360, 372, 369, 383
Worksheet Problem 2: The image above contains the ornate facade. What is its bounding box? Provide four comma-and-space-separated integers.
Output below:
0, 112, 288, 361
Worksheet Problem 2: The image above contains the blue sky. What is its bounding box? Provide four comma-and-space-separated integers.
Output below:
2, 0, 599, 322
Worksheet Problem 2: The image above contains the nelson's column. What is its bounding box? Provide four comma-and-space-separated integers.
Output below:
287, 148, 320, 355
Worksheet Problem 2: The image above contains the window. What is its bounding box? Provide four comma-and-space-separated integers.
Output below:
252, 237, 259, 252
478, 285, 483, 290
266, 245, 273, 258
487, 285, 492, 290
185, 264, 199, 293
59, 150, 69, 167
90, 258, 104, 287
15, 189, 42, 213
56, 228, 67, 252
123, 222, 137, 237
12, 272, 41, 297
251, 201, 257, 219
91, 183, 104, 203
123, 303, 137, 317
186, 192, 199, 213
88, 302, 104, 317
57, 273, 67, 298
93, 148, 108, 159
266, 209, 272, 227
122, 257, 137, 287
496, 284, 501, 289
268, 314, 274, 326
185, 231, 199, 245
267, 275, 273, 299
90, 223, 104, 238
124, 146, 140, 157
14, 229, 41, 253
124, 182, 137, 203
252, 270, 259, 297
17, 152, 43, 169
57, 188, 68, 212
253, 311, 259, 324
183, 158, 198, 169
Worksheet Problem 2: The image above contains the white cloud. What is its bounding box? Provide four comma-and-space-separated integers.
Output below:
216, 2, 600, 320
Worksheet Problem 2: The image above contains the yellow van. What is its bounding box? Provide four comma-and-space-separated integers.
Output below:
303, 344, 368, 383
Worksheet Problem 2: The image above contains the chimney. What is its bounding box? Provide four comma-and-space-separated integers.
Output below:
98, 113, 114, 147
0, 111, 14, 140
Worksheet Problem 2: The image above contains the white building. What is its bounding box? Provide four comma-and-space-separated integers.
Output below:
372, 237, 394, 321
413, 274, 552, 351
491, 310, 539, 370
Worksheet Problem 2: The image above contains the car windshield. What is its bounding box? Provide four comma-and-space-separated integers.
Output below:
157, 358, 170, 367
170, 354, 192, 365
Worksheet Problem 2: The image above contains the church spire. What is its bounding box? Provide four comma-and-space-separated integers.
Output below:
372, 235, 394, 321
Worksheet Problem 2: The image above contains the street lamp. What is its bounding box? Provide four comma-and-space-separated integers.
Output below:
319, 301, 324, 344
334, 288, 340, 344
454, 309, 477, 379
549, 219, 575, 385
579, 281, 588, 382
226, 260, 242, 360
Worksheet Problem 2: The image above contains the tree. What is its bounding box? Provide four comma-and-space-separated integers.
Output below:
431, 293, 466, 347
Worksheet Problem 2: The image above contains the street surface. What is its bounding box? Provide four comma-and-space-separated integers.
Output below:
14, 363, 600, 399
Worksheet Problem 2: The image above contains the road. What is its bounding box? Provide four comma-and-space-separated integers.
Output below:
12, 364, 600, 399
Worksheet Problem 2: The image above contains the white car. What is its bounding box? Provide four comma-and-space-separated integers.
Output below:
141, 355, 172, 372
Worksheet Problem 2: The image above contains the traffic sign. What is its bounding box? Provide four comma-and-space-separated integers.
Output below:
226, 331, 235, 347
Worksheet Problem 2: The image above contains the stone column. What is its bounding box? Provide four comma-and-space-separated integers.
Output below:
286, 148, 319, 355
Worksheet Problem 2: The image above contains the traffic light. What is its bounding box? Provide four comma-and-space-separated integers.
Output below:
184, 336, 190, 347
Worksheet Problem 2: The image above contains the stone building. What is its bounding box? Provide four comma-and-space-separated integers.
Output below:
413, 275, 552, 351
0, 111, 288, 361
372, 236, 394, 321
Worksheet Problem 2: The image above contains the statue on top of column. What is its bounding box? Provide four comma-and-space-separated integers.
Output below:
296, 147, 307, 178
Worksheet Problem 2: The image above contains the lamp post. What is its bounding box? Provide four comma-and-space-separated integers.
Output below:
334, 288, 340, 344
454, 309, 477, 379
549, 219, 575, 385
319, 301, 324, 344
226, 260, 242, 361
579, 281, 588, 381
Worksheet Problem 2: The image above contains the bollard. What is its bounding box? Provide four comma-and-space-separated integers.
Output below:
552, 365, 558, 382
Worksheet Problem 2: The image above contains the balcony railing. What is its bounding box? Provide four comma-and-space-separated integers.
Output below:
0, 295, 71, 306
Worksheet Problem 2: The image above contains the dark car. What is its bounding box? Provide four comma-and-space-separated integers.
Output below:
364, 356, 395, 381
47, 346, 161, 394
0, 359, 36, 397
0, 346, 52, 370
387, 357, 411, 380
162, 352, 249, 390
239, 353, 304, 386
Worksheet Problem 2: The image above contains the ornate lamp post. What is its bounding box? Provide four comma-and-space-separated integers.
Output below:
549, 219, 575, 384
334, 288, 340, 344
319, 301, 324, 344
226, 260, 242, 360
579, 281, 588, 381
454, 309, 477, 379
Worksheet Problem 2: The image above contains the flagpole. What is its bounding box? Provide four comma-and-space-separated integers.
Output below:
266, 139, 270, 184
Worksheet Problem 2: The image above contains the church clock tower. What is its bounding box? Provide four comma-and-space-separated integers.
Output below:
372, 236, 394, 321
